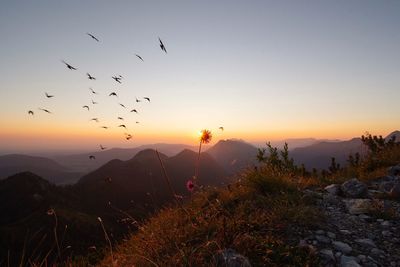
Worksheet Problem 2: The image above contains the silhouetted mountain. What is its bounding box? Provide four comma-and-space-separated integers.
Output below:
206, 139, 258, 174
0, 154, 82, 184
385, 130, 400, 141
53, 143, 196, 173
77, 149, 228, 213
291, 138, 364, 170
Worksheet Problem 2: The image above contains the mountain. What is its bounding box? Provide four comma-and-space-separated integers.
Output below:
0, 154, 82, 184
77, 149, 228, 213
206, 139, 259, 174
290, 138, 364, 170
53, 143, 196, 173
385, 130, 400, 141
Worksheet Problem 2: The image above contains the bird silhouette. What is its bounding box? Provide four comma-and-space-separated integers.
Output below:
89, 88, 98, 94
119, 103, 126, 108
61, 60, 77, 70
83, 105, 90, 111
159, 37, 167, 53
87, 73, 96, 80
219, 126, 224, 131
143, 97, 150, 102
100, 126, 109, 129
126, 134, 132, 140
92, 100, 98, 104
89, 155, 96, 160
28, 110, 34, 116
90, 118, 99, 122
100, 144, 107, 150
136, 121, 140, 124
87, 33, 99, 42
135, 54, 144, 61
112, 76, 122, 84
45, 92, 54, 98
109, 92, 118, 97
118, 124, 127, 129
130, 109, 138, 114
117, 117, 124, 120
135, 97, 141, 103
38, 108, 52, 114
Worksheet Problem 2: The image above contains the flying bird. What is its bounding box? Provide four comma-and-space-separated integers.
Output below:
87, 73, 96, 80
109, 92, 118, 97
119, 103, 126, 108
135, 97, 141, 103
143, 97, 150, 102
92, 100, 98, 104
38, 108, 52, 114
89, 88, 98, 94
61, 60, 77, 70
130, 109, 138, 114
83, 105, 90, 111
45, 92, 54, 98
112, 76, 122, 84
126, 134, 132, 140
87, 33, 99, 42
117, 117, 124, 120
90, 118, 99, 122
219, 126, 224, 131
100, 126, 109, 129
89, 155, 96, 160
28, 110, 34, 116
158, 37, 167, 53
118, 124, 127, 129
136, 121, 140, 124
100, 144, 107, 150
135, 54, 144, 61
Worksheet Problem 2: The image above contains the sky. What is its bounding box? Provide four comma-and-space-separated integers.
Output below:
0, 0, 399, 154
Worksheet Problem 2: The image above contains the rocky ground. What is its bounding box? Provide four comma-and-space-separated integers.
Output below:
300, 165, 400, 267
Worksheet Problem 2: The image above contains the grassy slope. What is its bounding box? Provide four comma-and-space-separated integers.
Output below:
99, 167, 322, 267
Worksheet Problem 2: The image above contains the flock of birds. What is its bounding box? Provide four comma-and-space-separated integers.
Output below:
27, 33, 169, 159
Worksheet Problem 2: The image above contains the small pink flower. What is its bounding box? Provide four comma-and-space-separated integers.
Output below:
186, 180, 195, 192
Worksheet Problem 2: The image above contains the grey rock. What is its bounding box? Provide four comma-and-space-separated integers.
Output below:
325, 184, 341, 195
320, 249, 335, 261
343, 199, 372, 214
381, 221, 391, 227
382, 230, 391, 237
341, 178, 368, 198
371, 248, 384, 255
333, 241, 352, 254
316, 235, 331, 244
315, 230, 325, 235
340, 255, 360, 267
214, 249, 252, 267
355, 238, 376, 247
340, 229, 351, 235
327, 232, 336, 239
387, 165, 400, 177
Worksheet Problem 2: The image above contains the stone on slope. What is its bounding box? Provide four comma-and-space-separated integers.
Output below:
341, 178, 367, 198
333, 241, 352, 254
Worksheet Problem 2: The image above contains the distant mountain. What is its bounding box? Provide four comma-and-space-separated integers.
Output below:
77, 149, 228, 212
206, 139, 258, 174
290, 138, 364, 170
385, 130, 400, 141
0, 154, 82, 184
270, 138, 339, 150
53, 143, 196, 173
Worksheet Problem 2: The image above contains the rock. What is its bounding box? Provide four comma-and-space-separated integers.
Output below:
382, 230, 391, 237
381, 221, 391, 227
340, 255, 360, 267
355, 238, 376, 247
333, 241, 352, 254
320, 249, 335, 261
343, 199, 372, 214
214, 249, 252, 267
315, 230, 325, 235
389, 182, 400, 198
340, 229, 351, 235
316, 235, 331, 244
325, 184, 340, 195
357, 255, 367, 262
327, 232, 336, 239
341, 178, 368, 198
370, 248, 384, 256
387, 165, 400, 177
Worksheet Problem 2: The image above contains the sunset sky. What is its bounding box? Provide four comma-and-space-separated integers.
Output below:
1, 1, 399, 154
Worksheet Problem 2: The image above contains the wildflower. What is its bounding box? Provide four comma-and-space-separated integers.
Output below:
200, 129, 212, 144
186, 180, 195, 192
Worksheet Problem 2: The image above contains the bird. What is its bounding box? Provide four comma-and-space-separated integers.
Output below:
118, 124, 127, 129
158, 37, 167, 53
83, 105, 90, 111
87, 73, 96, 80
38, 108, 52, 114
89, 155, 96, 160
100, 126, 109, 129
61, 60, 77, 70
136, 121, 140, 124
112, 76, 122, 84
119, 103, 126, 108
126, 134, 132, 140
87, 33, 99, 42
89, 88, 98, 94
219, 126, 224, 131
45, 92, 54, 98
90, 118, 99, 122
109, 92, 118, 97
135, 97, 141, 103
100, 144, 107, 150
130, 109, 138, 114
117, 117, 124, 120
92, 100, 98, 104
143, 97, 150, 102
28, 110, 34, 116
135, 54, 144, 61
